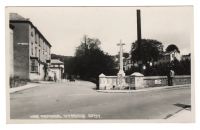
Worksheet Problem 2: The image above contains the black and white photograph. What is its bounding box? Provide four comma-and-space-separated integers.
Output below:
6, 6, 194, 123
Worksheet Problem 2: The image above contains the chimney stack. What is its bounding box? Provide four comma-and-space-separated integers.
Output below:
137, 9, 142, 42
136, 9, 142, 72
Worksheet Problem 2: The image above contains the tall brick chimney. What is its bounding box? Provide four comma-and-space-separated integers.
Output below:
137, 9, 142, 42
136, 9, 142, 72
137, 9, 142, 63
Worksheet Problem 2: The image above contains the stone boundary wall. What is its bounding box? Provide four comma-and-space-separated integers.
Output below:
99, 73, 191, 90
173, 75, 191, 85
143, 76, 168, 88
143, 75, 191, 88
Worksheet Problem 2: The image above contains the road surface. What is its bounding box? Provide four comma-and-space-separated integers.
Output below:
10, 81, 191, 119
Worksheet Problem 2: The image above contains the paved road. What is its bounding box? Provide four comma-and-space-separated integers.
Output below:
10, 81, 191, 119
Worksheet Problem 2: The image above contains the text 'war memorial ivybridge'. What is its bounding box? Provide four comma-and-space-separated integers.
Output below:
98, 10, 191, 90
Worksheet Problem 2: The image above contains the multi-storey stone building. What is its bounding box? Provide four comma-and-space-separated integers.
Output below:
123, 55, 133, 71
9, 13, 52, 81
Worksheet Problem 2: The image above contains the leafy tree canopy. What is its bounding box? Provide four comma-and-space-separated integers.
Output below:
131, 39, 164, 64
74, 35, 117, 83
166, 44, 180, 53
75, 35, 101, 57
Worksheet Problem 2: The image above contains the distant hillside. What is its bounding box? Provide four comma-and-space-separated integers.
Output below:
51, 54, 73, 62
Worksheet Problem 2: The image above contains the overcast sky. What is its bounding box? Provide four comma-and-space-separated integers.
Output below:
7, 6, 193, 56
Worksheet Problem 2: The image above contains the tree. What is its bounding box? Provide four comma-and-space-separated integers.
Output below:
131, 39, 164, 64
166, 44, 180, 53
74, 35, 117, 88
75, 35, 101, 57
180, 59, 191, 75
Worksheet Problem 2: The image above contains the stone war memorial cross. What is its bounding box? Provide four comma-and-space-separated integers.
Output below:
117, 40, 126, 88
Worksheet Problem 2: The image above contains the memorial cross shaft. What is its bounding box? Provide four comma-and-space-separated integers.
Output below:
117, 40, 125, 76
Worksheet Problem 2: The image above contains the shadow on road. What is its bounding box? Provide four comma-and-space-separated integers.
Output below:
174, 103, 191, 110
164, 103, 191, 119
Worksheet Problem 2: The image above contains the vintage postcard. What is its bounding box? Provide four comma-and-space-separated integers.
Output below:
6, 6, 194, 123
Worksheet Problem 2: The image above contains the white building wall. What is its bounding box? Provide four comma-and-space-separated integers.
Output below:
29, 63, 45, 81
29, 73, 39, 80
50, 68, 62, 80
39, 64, 45, 80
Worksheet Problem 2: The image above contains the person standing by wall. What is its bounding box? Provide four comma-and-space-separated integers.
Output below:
170, 69, 175, 85
168, 69, 175, 86
54, 72, 57, 82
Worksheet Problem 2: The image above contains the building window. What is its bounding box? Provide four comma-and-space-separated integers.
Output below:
39, 49, 40, 59
39, 38, 41, 47
31, 30, 34, 36
31, 59, 38, 72
31, 42, 33, 55
31, 28, 34, 37
43, 42, 45, 49
35, 34, 37, 43
35, 47, 37, 57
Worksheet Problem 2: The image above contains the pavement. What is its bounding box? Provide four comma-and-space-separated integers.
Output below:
10, 83, 40, 93
166, 108, 194, 122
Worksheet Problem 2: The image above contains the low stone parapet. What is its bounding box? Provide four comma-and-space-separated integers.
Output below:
99, 73, 191, 90
143, 75, 191, 88
99, 75, 117, 90
99, 73, 131, 90
143, 76, 168, 88
173, 75, 191, 85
